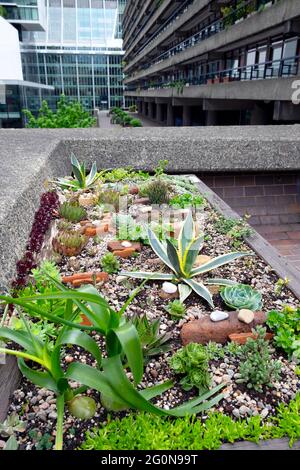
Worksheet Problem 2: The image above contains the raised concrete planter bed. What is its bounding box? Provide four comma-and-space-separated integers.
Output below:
0, 128, 299, 449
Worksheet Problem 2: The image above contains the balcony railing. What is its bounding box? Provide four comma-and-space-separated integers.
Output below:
128, 0, 278, 77
125, 55, 300, 92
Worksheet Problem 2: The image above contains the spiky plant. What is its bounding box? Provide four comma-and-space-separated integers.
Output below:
120, 212, 251, 308
59, 202, 87, 222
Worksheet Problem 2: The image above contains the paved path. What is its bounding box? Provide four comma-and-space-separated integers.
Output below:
256, 223, 300, 273
98, 111, 115, 128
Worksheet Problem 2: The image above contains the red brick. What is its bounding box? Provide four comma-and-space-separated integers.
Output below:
274, 175, 297, 184
214, 176, 235, 187
225, 196, 255, 208
255, 196, 277, 206
276, 195, 297, 206
280, 214, 300, 224
245, 186, 264, 197
264, 185, 284, 196
234, 175, 255, 186
284, 185, 298, 195
287, 231, 300, 240
223, 187, 245, 197
259, 215, 281, 224
255, 175, 274, 185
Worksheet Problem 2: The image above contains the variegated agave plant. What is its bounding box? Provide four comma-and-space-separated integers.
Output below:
120, 211, 252, 308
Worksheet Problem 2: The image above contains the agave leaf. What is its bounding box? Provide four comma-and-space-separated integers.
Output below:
184, 278, 214, 308
184, 234, 205, 275
178, 211, 194, 259
147, 227, 175, 273
178, 283, 192, 303
85, 162, 98, 187
71, 154, 85, 187
191, 252, 252, 276
166, 239, 182, 276
119, 271, 174, 281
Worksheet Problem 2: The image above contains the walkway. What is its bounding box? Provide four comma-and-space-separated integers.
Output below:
97, 110, 115, 128
256, 224, 300, 273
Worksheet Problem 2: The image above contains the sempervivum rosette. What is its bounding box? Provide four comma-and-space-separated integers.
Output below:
220, 284, 263, 311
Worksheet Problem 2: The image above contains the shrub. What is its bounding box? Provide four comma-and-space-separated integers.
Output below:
169, 343, 211, 393
59, 202, 87, 222
130, 118, 142, 127
100, 252, 120, 274
23, 95, 96, 128
237, 326, 281, 392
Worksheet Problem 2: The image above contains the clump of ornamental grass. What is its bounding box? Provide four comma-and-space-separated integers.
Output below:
142, 178, 171, 205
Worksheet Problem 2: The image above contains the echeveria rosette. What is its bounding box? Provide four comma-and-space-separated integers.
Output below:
220, 284, 263, 311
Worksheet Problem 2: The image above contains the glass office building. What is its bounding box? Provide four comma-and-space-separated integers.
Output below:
20, 0, 126, 112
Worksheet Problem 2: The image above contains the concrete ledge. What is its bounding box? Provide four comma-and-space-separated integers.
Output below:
1, 126, 300, 290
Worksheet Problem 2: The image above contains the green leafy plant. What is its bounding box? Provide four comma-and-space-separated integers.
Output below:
274, 277, 289, 296
170, 193, 205, 209
154, 159, 168, 177
0, 412, 26, 438
55, 154, 99, 191
169, 343, 211, 394
165, 300, 186, 318
221, 284, 262, 311
81, 393, 300, 450
205, 342, 225, 360
214, 215, 252, 249
113, 214, 147, 242
98, 189, 121, 212
28, 429, 54, 450
23, 95, 96, 128
100, 252, 120, 274
237, 326, 281, 392
130, 118, 142, 127
0, 279, 225, 450
266, 306, 300, 361
121, 211, 251, 308
31, 261, 61, 287
131, 314, 172, 358
143, 178, 171, 205
59, 202, 87, 222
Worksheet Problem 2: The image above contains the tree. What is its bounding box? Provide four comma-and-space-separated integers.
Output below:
23, 95, 96, 128
0, 6, 7, 17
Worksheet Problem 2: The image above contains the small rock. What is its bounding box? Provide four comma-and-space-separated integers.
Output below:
210, 310, 229, 322
116, 275, 128, 284
40, 402, 49, 410
238, 309, 255, 324
239, 405, 251, 416
0, 440, 6, 449
162, 282, 178, 294
65, 355, 74, 363
48, 411, 58, 420
260, 408, 269, 419
232, 408, 240, 418
121, 241, 132, 248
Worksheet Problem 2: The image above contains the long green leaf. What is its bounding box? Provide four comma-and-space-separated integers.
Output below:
85, 162, 97, 186
71, 154, 85, 187
174, 383, 226, 412
166, 239, 182, 276
0, 327, 43, 356
178, 211, 194, 259
119, 272, 174, 281
184, 278, 214, 308
205, 278, 238, 286
111, 323, 143, 385
18, 358, 58, 393
147, 227, 175, 273
140, 380, 173, 400
191, 252, 252, 276
184, 235, 205, 274
178, 283, 192, 303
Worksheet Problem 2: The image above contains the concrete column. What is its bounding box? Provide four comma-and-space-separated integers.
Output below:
142, 101, 147, 116
137, 101, 143, 114
149, 102, 155, 120
206, 110, 218, 126
157, 103, 164, 123
250, 104, 269, 125
167, 103, 174, 126
182, 105, 192, 126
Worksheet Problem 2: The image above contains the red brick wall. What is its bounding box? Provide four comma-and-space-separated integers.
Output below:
200, 172, 300, 226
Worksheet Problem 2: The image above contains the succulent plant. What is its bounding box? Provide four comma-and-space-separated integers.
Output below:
52, 231, 87, 256
55, 154, 99, 190
121, 211, 251, 308
98, 189, 121, 212
220, 284, 263, 311
0, 412, 26, 438
59, 202, 87, 222
143, 178, 171, 205
100, 252, 120, 274
131, 314, 172, 358
165, 299, 186, 318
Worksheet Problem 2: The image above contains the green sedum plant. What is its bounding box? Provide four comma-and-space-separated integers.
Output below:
169, 343, 211, 394
55, 154, 99, 191
221, 284, 262, 311
121, 211, 251, 308
170, 193, 205, 209
81, 393, 300, 450
266, 306, 300, 361
237, 326, 281, 392
143, 178, 171, 205
100, 252, 120, 274
59, 202, 87, 222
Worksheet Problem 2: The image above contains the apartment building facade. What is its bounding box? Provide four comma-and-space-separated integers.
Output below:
123, 0, 300, 126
